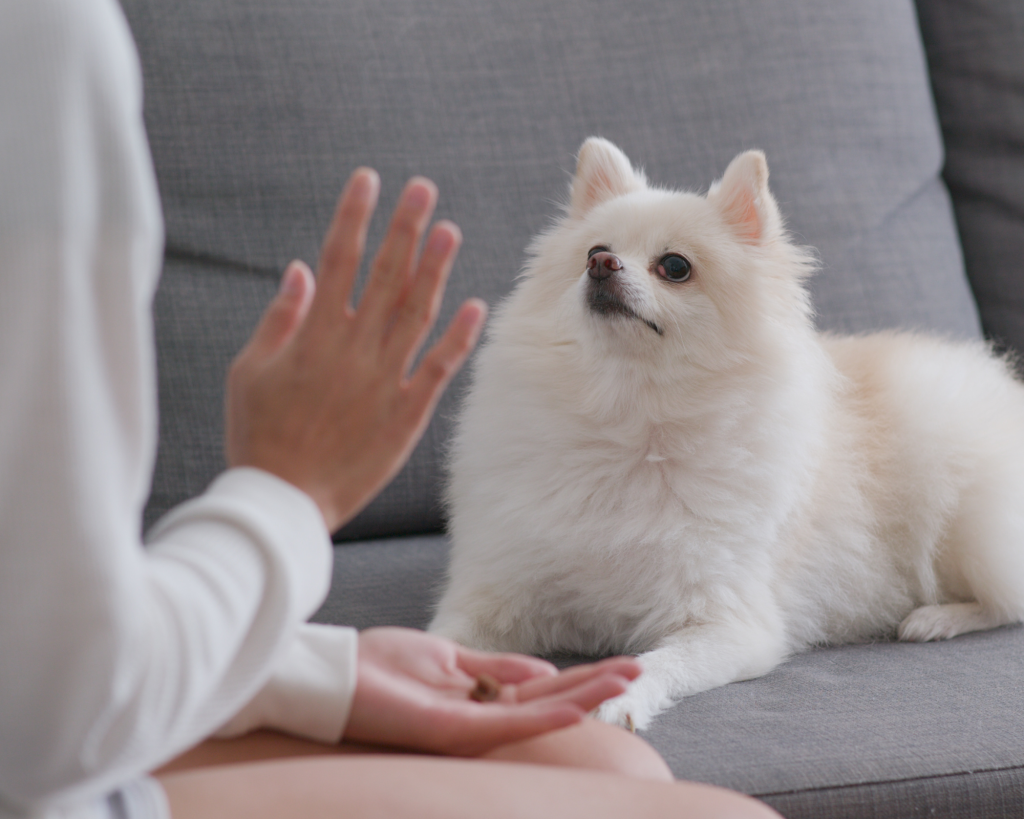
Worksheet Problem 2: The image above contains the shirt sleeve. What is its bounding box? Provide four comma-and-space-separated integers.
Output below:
0, 1, 353, 813
213, 622, 359, 745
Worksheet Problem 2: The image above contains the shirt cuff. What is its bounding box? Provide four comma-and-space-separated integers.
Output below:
147, 466, 333, 622
214, 623, 359, 744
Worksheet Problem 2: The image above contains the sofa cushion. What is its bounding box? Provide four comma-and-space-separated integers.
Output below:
916, 0, 1024, 358
313, 535, 451, 632
123, 0, 982, 537
647, 627, 1024, 817
316, 534, 1024, 819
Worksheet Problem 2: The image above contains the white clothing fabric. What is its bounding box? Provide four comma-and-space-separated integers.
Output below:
0, 2, 358, 817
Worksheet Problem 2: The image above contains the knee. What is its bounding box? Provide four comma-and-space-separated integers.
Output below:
482, 717, 674, 782
578, 719, 676, 782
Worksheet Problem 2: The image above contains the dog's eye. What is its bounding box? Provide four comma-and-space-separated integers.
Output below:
657, 253, 692, 283
587, 246, 610, 259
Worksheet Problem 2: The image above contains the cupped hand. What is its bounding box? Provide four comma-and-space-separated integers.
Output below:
342, 627, 642, 756
225, 169, 486, 532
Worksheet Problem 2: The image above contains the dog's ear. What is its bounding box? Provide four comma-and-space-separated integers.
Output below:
570, 137, 646, 218
708, 151, 782, 244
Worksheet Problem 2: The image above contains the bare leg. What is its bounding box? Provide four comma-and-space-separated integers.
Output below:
157, 718, 672, 781
482, 718, 672, 781
159, 754, 778, 819
154, 730, 384, 774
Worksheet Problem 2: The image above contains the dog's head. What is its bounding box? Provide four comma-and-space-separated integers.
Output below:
517, 138, 816, 377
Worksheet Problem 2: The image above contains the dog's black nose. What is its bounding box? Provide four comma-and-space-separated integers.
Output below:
587, 251, 623, 280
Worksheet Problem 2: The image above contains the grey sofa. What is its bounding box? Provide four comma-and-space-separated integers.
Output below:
121, 0, 1024, 816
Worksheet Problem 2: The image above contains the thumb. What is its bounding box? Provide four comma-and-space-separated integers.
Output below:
246, 261, 315, 359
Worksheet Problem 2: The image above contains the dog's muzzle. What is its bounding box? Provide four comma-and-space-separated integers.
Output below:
585, 257, 664, 336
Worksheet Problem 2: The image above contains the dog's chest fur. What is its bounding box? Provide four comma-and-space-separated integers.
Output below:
445, 347, 795, 655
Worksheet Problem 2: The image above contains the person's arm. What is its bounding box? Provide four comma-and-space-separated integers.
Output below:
0, 4, 638, 812
0, 2, 466, 807
211, 623, 360, 745
0, 2, 348, 811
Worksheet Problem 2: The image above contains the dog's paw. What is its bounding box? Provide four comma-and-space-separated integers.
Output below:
898, 602, 1003, 642
594, 690, 658, 732
898, 606, 950, 642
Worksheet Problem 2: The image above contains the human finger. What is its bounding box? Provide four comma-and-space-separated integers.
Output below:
401, 298, 487, 428
356, 176, 438, 334
519, 672, 634, 716
237, 260, 315, 363
440, 669, 630, 756
455, 645, 559, 685
380, 220, 462, 377
431, 670, 634, 756
512, 657, 642, 703
307, 167, 380, 329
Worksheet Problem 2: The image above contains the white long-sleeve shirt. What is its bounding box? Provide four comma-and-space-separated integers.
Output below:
0, 2, 358, 816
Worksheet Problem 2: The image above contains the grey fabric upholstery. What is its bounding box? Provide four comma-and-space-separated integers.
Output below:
916, 0, 1024, 358
127, 0, 981, 536
649, 627, 1024, 813
312, 535, 450, 632
119, 0, 1024, 815
761, 768, 1024, 819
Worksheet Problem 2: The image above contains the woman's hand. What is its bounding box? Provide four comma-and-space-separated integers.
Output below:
225, 169, 486, 532
343, 627, 642, 756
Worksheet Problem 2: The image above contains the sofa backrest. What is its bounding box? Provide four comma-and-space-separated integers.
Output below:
122, 0, 984, 539
915, 0, 1024, 359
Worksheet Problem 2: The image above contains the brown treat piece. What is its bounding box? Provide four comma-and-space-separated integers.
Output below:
469, 673, 502, 702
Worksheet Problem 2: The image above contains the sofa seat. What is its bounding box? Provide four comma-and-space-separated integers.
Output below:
316, 534, 1024, 818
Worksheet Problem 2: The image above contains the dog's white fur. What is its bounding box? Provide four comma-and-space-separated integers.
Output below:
429, 138, 1024, 729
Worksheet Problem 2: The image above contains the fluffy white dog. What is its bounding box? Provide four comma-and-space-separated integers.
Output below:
429, 137, 1024, 730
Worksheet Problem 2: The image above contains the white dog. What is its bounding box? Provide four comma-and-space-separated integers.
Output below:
429, 137, 1024, 730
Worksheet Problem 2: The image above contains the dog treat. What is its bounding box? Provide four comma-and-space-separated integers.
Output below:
469, 673, 501, 702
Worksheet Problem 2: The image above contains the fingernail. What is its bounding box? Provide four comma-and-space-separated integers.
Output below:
280, 263, 304, 296
459, 298, 488, 328
405, 182, 431, 210
350, 168, 380, 202
427, 227, 456, 256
